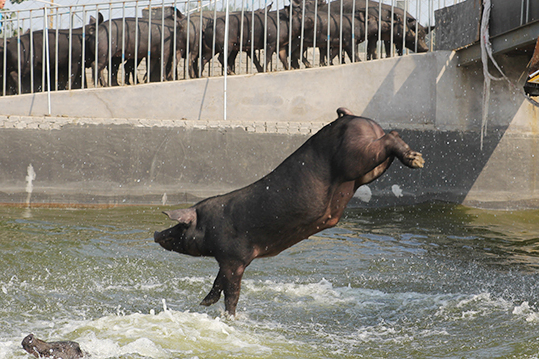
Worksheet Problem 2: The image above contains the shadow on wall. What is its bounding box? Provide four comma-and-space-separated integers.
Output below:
350, 52, 531, 208
361, 56, 435, 126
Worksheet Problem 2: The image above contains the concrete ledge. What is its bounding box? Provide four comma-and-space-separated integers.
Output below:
0, 115, 330, 134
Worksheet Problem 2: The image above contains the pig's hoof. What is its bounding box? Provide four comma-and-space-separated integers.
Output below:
200, 291, 221, 306
405, 151, 424, 168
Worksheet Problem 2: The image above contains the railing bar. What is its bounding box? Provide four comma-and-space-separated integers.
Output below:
326, 0, 330, 65
30, 11, 34, 93
147, 0, 152, 83
364, 0, 368, 61
41, 10, 45, 92
224, 0, 229, 120
263, 0, 267, 72
122, 2, 126, 85
377, 0, 381, 58
429, 0, 433, 51
200, 1, 206, 78
108, 2, 112, 86
339, 0, 343, 64
288, 0, 292, 70
17, 11, 21, 94
2, 29, 6, 96
81, 6, 86, 89
185, 0, 191, 78
312, 0, 317, 66
402, 0, 406, 55
41, 10, 46, 92
55, 9, 59, 91
390, 0, 394, 57
67, 7, 71, 90
415, 0, 419, 53
173, 0, 177, 80
44, 6, 51, 112
299, 0, 305, 68
250, 0, 254, 73
275, 0, 279, 71
351, 0, 355, 63
160, 0, 165, 82
210, 0, 216, 76
520, 0, 524, 26
94, 5, 99, 88
134, 0, 139, 84
239, 0, 245, 74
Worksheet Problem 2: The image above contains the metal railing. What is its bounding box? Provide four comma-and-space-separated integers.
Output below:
0, 0, 463, 96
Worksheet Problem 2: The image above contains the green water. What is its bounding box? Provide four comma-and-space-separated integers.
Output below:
1, 204, 539, 358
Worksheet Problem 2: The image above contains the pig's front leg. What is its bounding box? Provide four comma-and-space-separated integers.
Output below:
200, 269, 225, 306
200, 259, 248, 316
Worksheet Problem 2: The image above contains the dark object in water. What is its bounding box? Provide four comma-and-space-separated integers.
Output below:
21, 334, 85, 359
524, 81, 539, 96
525, 37, 539, 96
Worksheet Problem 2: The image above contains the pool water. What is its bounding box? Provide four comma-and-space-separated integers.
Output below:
1, 204, 539, 358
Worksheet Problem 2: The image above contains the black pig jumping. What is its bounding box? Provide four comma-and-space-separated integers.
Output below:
154, 107, 424, 316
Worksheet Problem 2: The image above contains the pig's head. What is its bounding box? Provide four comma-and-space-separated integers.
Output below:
21, 334, 84, 359
21, 334, 41, 358
392, 14, 431, 53
406, 18, 431, 53
154, 207, 202, 255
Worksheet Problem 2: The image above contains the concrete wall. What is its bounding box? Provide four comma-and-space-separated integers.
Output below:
0, 51, 537, 209
0, 52, 438, 125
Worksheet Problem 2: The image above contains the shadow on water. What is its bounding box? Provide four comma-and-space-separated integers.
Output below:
335, 203, 539, 306
343, 203, 539, 268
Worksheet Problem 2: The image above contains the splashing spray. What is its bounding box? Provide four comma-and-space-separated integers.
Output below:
25, 164, 36, 207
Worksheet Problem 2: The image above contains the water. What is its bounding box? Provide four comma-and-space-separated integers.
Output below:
1, 204, 539, 358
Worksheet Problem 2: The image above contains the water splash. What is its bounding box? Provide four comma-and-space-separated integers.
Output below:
25, 164, 36, 207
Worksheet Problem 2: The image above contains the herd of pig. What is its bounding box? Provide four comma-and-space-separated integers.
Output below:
0, 0, 431, 94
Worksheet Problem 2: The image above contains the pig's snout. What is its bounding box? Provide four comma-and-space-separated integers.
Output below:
154, 230, 176, 251
154, 230, 165, 243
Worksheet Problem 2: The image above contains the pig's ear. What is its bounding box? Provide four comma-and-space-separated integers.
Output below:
163, 208, 197, 226
336, 107, 354, 117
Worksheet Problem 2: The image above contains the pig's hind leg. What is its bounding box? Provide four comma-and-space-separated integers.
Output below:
386, 131, 424, 169
355, 131, 424, 187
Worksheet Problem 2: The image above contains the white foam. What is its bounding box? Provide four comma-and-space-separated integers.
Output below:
391, 184, 403, 198
243, 278, 352, 307
434, 292, 526, 322
0, 340, 18, 359
120, 337, 162, 357
243, 278, 454, 311
70, 308, 273, 358
512, 301, 539, 322
354, 185, 372, 202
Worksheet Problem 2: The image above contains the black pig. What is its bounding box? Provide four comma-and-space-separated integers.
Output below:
21, 334, 84, 359
154, 107, 424, 316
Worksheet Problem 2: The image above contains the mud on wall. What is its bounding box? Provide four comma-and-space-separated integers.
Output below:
0, 51, 537, 209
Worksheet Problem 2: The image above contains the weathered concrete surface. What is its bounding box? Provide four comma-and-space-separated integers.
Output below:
463, 101, 539, 208
0, 51, 537, 209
